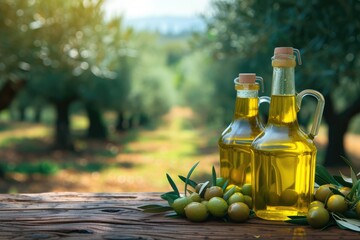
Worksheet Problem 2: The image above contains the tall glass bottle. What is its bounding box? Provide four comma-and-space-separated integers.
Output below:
219, 73, 269, 187
251, 47, 325, 221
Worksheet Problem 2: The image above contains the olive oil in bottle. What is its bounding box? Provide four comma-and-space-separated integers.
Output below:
251, 47, 325, 221
219, 73, 269, 187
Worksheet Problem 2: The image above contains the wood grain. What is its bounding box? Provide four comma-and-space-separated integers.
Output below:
0, 192, 357, 239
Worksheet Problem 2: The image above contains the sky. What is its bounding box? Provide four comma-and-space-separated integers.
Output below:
103, 0, 212, 19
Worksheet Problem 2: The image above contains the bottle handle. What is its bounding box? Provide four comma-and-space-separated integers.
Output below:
259, 96, 271, 106
296, 90, 325, 139
258, 96, 271, 128
255, 76, 265, 93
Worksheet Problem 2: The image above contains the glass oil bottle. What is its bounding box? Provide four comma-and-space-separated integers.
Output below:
219, 73, 270, 187
251, 47, 325, 221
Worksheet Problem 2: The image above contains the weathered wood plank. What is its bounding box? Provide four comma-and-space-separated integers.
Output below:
0, 192, 358, 239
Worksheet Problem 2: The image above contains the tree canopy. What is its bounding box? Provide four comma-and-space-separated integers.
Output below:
0, 0, 176, 149
193, 0, 360, 166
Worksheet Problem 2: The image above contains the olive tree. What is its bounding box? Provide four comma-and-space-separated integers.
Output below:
200, 0, 360, 166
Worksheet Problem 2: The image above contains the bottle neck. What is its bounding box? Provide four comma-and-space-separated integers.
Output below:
234, 89, 259, 118
268, 64, 298, 124
271, 66, 295, 95
268, 95, 297, 124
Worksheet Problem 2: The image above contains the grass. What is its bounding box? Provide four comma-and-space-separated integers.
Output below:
0, 107, 219, 193
1, 107, 357, 194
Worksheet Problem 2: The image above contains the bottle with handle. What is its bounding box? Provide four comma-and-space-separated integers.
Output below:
251, 47, 325, 221
219, 73, 270, 188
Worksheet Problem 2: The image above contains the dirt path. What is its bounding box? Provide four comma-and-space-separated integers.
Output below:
0, 107, 219, 193
0, 107, 359, 193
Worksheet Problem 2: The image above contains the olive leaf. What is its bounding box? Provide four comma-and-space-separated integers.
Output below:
178, 175, 197, 188
342, 210, 358, 219
161, 191, 179, 206
199, 180, 210, 196
285, 216, 309, 225
249, 209, 256, 217
332, 212, 360, 232
347, 180, 360, 201
329, 186, 344, 196
138, 204, 173, 213
223, 185, 236, 201
341, 156, 359, 183
212, 165, 217, 187
334, 175, 353, 188
350, 170, 358, 188
315, 164, 341, 186
166, 173, 180, 197
184, 161, 200, 196
221, 179, 229, 191
164, 212, 180, 218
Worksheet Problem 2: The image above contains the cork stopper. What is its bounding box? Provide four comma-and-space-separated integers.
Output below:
234, 73, 263, 92
273, 47, 302, 65
274, 47, 294, 55
238, 73, 256, 84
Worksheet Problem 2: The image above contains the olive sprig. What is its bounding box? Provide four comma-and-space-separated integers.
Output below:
286, 157, 360, 232
139, 161, 202, 213
139, 162, 253, 223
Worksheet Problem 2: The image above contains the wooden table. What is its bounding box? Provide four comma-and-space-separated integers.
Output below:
0, 192, 357, 239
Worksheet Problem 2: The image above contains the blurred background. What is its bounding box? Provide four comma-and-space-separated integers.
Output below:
0, 0, 359, 193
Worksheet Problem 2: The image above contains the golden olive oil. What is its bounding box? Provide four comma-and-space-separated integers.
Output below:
219, 95, 264, 186
251, 95, 316, 220
251, 47, 324, 221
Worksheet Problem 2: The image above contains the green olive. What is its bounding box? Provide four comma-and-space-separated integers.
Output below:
309, 200, 324, 209
204, 186, 223, 201
227, 192, 245, 205
189, 192, 201, 202
230, 169, 243, 184
243, 195, 253, 209
356, 202, 360, 218
225, 184, 241, 193
339, 186, 351, 197
307, 206, 330, 229
201, 200, 208, 208
216, 177, 226, 187
184, 202, 209, 222
228, 202, 250, 222
315, 184, 334, 203
265, 191, 280, 206
171, 196, 192, 216
326, 194, 348, 213
207, 197, 228, 218
280, 189, 298, 206
196, 182, 210, 197
241, 184, 252, 196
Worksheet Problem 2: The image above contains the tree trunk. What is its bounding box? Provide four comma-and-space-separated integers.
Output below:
33, 105, 42, 123
138, 113, 149, 126
18, 106, 26, 121
321, 94, 360, 167
0, 78, 26, 112
324, 116, 348, 167
86, 104, 107, 139
115, 111, 127, 132
54, 101, 74, 150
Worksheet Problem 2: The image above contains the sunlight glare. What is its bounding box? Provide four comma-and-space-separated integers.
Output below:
103, 0, 212, 19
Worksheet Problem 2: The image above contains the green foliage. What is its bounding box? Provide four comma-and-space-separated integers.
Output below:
0, 161, 59, 175
315, 164, 342, 186
178, 175, 198, 189
0, 0, 180, 147
184, 161, 200, 195
193, 0, 360, 127
184, 0, 360, 166
287, 158, 360, 232
166, 173, 180, 197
